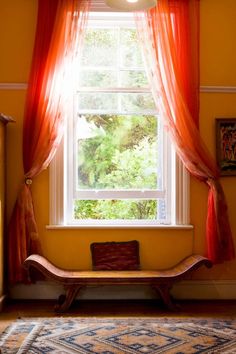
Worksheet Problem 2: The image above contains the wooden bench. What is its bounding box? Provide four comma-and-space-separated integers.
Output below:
23, 254, 212, 313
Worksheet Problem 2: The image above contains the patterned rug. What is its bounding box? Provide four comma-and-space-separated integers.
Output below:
1, 317, 236, 353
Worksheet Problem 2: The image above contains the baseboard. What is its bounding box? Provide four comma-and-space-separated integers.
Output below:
0, 294, 7, 312
171, 280, 236, 300
9, 280, 236, 300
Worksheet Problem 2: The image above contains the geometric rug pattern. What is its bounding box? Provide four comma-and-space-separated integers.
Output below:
1, 317, 236, 353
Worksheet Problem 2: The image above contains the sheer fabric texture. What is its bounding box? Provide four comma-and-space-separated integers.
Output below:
135, 0, 234, 263
8, 0, 234, 285
8, 0, 90, 283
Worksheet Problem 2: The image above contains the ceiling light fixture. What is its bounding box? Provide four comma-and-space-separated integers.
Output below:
105, 0, 157, 11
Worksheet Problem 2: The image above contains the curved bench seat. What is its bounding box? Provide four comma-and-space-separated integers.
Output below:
23, 254, 212, 312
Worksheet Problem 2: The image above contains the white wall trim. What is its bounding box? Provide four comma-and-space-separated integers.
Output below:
0, 83, 27, 90
175, 156, 190, 225
0, 83, 236, 93
200, 86, 236, 93
9, 280, 236, 301
49, 141, 64, 225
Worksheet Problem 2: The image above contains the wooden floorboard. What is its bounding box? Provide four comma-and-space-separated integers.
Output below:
1, 299, 236, 333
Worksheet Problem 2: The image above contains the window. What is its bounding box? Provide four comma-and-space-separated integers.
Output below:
50, 12, 189, 228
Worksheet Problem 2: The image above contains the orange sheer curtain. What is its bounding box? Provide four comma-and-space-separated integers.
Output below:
136, 0, 235, 263
8, 0, 90, 284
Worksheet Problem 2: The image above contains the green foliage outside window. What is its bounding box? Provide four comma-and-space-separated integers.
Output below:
74, 114, 158, 220
74, 26, 160, 220
74, 200, 157, 220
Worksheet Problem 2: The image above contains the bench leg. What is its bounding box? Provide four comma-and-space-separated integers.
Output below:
152, 284, 179, 311
55, 285, 83, 313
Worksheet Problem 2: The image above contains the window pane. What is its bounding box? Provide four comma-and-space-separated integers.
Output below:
120, 93, 156, 112
79, 70, 117, 87
76, 114, 159, 190
81, 28, 117, 67
77, 93, 156, 113
120, 70, 148, 88
78, 93, 118, 110
74, 200, 158, 220
120, 29, 143, 67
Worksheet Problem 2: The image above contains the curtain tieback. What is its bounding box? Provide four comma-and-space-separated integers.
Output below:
206, 177, 216, 188
25, 178, 33, 185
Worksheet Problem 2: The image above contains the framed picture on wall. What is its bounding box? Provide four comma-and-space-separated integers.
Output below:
216, 118, 236, 176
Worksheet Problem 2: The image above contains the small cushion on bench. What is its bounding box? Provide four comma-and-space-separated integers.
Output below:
90, 240, 140, 270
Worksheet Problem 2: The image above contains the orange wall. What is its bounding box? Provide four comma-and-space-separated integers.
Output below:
0, 0, 236, 279
0, 122, 5, 296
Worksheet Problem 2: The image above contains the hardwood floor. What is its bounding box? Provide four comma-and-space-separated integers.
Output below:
1, 299, 236, 334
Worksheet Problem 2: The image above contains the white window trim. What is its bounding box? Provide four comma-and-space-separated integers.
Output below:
175, 155, 190, 225
48, 9, 191, 229
49, 139, 64, 226
65, 115, 170, 226
49, 143, 190, 228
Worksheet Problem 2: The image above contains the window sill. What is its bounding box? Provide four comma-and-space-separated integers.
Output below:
46, 224, 194, 230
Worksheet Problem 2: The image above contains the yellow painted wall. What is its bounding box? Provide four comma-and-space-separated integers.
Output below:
0, 122, 5, 297
0, 0, 236, 280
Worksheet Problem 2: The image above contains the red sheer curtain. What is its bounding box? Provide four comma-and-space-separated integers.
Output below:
8, 0, 90, 284
135, 0, 235, 263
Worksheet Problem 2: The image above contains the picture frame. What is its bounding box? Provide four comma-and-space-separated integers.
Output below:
216, 118, 236, 176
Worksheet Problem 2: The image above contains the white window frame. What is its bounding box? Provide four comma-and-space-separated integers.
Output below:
66, 112, 168, 226
49, 11, 190, 229
49, 139, 189, 228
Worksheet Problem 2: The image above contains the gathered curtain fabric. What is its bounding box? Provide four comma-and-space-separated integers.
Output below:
8, 0, 234, 286
8, 0, 90, 284
135, 0, 235, 263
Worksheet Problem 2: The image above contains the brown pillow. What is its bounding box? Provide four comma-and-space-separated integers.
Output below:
90, 240, 140, 270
